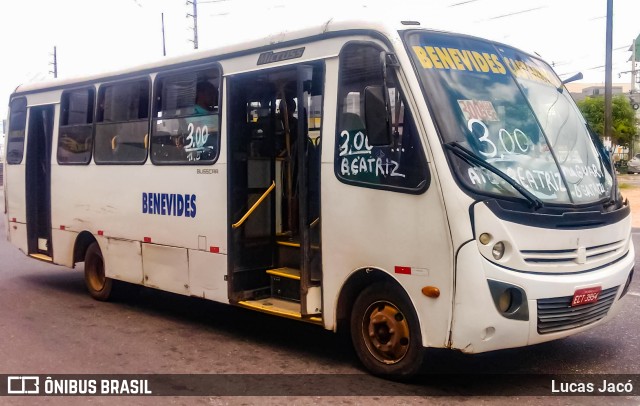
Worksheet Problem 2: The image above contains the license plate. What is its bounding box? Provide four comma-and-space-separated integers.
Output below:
571, 287, 602, 307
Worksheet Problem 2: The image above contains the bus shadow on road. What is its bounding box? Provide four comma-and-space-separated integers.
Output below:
17, 268, 623, 379
19, 267, 358, 370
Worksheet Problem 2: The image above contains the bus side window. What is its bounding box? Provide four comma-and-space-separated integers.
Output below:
94, 79, 150, 164
6, 98, 27, 164
335, 44, 428, 193
151, 67, 221, 165
58, 88, 94, 164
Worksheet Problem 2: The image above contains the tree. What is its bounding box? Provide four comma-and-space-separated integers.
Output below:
577, 94, 638, 149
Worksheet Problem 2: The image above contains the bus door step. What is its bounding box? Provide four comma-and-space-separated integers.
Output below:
237, 297, 322, 324
29, 253, 53, 262
266, 267, 300, 302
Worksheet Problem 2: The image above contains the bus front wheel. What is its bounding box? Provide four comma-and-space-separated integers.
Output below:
84, 242, 113, 301
350, 282, 425, 377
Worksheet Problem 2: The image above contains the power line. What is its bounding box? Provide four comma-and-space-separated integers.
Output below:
448, 0, 481, 7
487, 6, 546, 20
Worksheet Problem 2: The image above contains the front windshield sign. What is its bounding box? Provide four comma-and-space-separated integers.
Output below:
406, 32, 613, 205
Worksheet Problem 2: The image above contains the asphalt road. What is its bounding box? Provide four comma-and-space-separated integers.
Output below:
0, 188, 639, 405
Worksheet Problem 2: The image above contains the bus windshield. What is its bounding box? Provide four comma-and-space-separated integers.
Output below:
405, 31, 613, 206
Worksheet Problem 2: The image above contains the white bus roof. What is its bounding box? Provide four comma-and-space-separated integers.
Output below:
12, 16, 422, 97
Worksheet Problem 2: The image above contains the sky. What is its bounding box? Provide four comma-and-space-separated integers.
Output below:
0, 0, 638, 139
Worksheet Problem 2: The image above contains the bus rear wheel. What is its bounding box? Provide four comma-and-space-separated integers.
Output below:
350, 282, 425, 377
84, 242, 113, 301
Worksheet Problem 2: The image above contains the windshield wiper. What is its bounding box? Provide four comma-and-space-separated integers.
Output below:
586, 125, 619, 207
444, 142, 543, 210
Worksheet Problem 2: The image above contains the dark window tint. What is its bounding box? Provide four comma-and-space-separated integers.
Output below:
7, 98, 27, 164
335, 44, 428, 193
58, 88, 95, 164
151, 68, 220, 164
95, 80, 150, 164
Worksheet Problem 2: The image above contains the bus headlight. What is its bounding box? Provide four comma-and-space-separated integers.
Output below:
492, 242, 505, 260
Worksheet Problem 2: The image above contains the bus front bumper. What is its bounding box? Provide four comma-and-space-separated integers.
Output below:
448, 240, 634, 354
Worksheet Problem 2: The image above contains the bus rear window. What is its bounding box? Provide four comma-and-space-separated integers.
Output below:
6, 98, 27, 164
94, 79, 150, 164
58, 88, 95, 164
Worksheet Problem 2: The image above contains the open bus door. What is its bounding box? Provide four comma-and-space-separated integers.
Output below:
25, 105, 55, 260
227, 63, 323, 321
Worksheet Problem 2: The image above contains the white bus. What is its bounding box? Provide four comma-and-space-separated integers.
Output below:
4, 17, 635, 376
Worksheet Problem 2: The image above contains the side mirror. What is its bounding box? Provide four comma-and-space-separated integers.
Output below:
364, 85, 391, 146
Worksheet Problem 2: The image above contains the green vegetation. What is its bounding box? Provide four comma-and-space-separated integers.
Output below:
576, 94, 638, 149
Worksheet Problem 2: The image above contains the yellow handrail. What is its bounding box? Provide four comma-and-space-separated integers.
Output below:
232, 181, 276, 229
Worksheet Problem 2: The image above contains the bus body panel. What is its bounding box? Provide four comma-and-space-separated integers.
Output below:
188, 248, 229, 303
8, 222, 28, 255
219, 36, 343, 77
321, 165, 455, 347
473, 202, 632, 275
5, 107, 29, 251
316, 39, 457, 347
103, 237, 143, 284
451, 238, 633, 353
142, 243, 190, 295
450, 200, 633, 353
51, 228, 76, 267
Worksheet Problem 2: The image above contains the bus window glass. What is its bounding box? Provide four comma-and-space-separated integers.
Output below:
94, 80, 149, 164
335, 44, 428, 193
151, 68, 220, 164
58, 88, 95, 164
7, 98, 27, 164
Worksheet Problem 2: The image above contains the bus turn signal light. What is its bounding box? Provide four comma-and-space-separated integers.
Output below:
422, 286, 440, 298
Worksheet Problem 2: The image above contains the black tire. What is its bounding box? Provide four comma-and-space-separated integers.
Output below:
84, 242, 113, 301
350, 282, 425, 377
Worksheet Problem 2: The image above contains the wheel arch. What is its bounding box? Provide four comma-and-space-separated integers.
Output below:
335, 267, 414, 333
73, 231, 98, 265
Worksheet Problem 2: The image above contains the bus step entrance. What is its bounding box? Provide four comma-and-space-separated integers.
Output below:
266, 267, 300, 302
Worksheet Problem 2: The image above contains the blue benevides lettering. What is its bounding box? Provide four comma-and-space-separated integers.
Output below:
142, 192, 197, 218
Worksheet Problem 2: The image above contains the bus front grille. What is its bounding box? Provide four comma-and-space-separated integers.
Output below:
536, 286, 618, 334
521, 240, 626, 266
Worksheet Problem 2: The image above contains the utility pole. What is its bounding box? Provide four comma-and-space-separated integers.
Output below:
49, 46, 58, 78
161, 13, 167, 56
187, 0, 198, 49
604, 0, 613, 147
632, 36, 637, 93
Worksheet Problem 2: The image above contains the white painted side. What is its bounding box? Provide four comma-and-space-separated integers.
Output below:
220, 36, 343, 76
188, 249, 228, 303
320, 54, 455, 349
104, 238, 143, 284
5, 107, 28, 243
142, 244, 189, 295
305, 286, 322, 314
8, 222, 28, 255
51, 229, 75, 267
